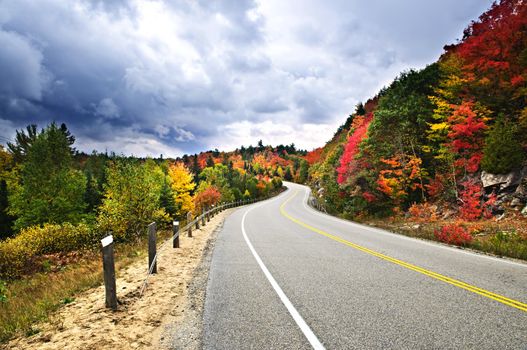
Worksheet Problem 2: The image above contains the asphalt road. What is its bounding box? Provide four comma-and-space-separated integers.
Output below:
202, 182, 527, 349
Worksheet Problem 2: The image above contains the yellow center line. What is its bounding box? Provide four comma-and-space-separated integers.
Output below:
280, 190, 527, 313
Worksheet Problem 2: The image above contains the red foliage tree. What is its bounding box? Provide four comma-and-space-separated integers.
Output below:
337, 113, 373, 184
194, 186, 221, 213
304, 147, 323, 165
446, 101, 487, 173
442, 0, 527, 122
456, 0, 527, 92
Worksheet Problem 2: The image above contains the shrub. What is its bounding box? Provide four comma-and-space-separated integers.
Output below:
459, 179, 483, 221
408, 202, 438, 222
0, 222, 97, 279
434, 224, 473, 246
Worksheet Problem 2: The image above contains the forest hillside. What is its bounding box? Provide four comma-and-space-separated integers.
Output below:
307, 0, 527, 253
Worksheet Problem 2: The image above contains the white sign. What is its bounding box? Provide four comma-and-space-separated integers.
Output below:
173, 221, 179, 226
101, 235, 113, 247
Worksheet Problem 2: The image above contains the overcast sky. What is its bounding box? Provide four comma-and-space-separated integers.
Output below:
0, 0, 493, 156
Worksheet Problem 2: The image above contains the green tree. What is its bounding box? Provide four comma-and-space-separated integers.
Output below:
84, 173, 102, 213
159, 178, 177, 217
481, 119, 525, 174
97, 159, 169, 240
191, 154, 200, 184
206, 155, 215, 168
7, 124, 38, 163
0, 147, 15, 238
298, 159, 309, 183
199, 164, 234, 202
9, 123, 86, 230
0, 180, 15, 239
355, 102, 366, 115
284, 167, 293, 181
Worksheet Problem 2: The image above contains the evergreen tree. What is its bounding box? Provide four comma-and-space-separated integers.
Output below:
257, 140, 264, 151
0, 180, 14, 239
84, 173, 102, 213
298, 160, 309, 183
159, 178, 177, 216
7, 124, 39, 163
191, 154, 200, 184
284, 167, 293, 181
9, 123, 86, 230
206, 155, 215, 168
355, 102, 366, 115
481, 119, 525, 174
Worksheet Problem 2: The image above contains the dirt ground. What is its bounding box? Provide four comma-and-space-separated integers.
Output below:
4, 209, 232, 350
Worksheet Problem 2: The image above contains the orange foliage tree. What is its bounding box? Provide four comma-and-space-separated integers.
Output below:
376, 154, 427, 207
193, 186, 221, 213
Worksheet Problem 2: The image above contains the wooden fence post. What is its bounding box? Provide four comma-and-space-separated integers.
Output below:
195, 211, 200, 230
148, 222, 157, 274
187, 212, 192, 237
101, 235, 117, 310
173, 221, 180, 248
201, 208, 206, 226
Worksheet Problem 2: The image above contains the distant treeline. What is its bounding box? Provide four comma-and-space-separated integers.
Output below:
0, 123, 312, 278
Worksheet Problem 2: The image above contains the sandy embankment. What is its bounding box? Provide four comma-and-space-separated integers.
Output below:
6, 209, 232, 350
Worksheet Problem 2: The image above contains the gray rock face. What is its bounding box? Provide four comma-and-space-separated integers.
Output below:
510, 198, 523, 207
522, 206, 527, 217
481, 168, 525, 191
515, 183, 526, 195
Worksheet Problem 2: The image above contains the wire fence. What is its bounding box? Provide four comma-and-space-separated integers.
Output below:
138, 196, 270, 296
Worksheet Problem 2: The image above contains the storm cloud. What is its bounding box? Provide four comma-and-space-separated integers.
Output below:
0, 0, 493, 156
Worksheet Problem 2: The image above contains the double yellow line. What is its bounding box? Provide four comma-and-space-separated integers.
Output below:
280, 191, 527, 313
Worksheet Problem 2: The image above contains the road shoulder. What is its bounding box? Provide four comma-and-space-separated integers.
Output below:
5, 209, 234, 350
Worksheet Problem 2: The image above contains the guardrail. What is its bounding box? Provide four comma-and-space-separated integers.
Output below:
307, 191, 327, 213
99, 195, 274, 309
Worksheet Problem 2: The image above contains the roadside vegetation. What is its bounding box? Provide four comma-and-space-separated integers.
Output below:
307, 0, 527, 259
0, 123, 306, 342
2, 0, 526, 343
0, 238, 155, 342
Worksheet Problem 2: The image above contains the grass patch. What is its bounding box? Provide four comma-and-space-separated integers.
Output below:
472, 230, 527, 260
365, 218, 527, 261
0, 230, 172, 343
0, 254, 102, 343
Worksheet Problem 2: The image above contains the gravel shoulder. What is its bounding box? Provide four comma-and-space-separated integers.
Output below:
155, 214, 225, 350
4, 209, 233, 350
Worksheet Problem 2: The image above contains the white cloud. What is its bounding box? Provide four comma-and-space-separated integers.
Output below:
174, 127, 195, 142
94, 98, 120, 119
0, 0, 494, 155
213, 120, 335, 151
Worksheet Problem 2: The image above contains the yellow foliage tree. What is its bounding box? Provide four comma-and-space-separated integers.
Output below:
168, 163, 196, 217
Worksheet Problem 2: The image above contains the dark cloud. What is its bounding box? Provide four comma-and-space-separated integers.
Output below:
0, 0, 494, 155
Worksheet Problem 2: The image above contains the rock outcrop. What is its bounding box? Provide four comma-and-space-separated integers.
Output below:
481, 167, 527, 214
481, 167, 525, 191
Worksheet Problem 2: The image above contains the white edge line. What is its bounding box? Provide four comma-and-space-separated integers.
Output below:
241, 202, 325, 350
297, 183, 527, 268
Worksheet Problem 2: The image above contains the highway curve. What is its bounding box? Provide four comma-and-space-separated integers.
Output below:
202, 182, 527, 349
